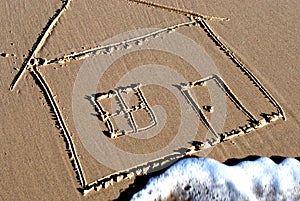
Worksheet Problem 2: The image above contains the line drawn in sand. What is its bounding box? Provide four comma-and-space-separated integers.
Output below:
180, 74, 282, 144
91, 83, 157, 138
8, 0, 286, 196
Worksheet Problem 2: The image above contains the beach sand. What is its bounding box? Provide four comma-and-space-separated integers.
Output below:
1, 0, 299, 200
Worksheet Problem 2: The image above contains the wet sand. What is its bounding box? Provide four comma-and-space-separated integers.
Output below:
1, 0, 299, 200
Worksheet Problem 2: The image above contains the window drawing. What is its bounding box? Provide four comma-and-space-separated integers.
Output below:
91, 84, 157, 138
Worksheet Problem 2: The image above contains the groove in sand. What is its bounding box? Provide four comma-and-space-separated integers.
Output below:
128, 0, 229, 21
43, 20, 198, 66
9, 0, 71, 91
92, 84, 157, 138
31, 66, 86, 187
196, 19, 286, 120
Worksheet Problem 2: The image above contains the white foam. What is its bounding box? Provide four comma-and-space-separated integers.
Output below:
131, 157, 300, 201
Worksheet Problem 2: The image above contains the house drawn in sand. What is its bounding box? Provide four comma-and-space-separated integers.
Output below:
9, 0, 286, 195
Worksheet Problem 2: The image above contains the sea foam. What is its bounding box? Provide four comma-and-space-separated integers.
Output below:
131, 157, 300, 201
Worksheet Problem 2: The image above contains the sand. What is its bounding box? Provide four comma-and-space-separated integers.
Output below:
1, 0, 299, 200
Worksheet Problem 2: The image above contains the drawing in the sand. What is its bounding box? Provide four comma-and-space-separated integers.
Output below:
8, 0, 286, 196
180, 74, 283, 143
91, 84, 157, 138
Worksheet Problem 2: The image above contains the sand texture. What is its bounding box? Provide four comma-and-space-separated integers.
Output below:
1, 0, 299, 200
